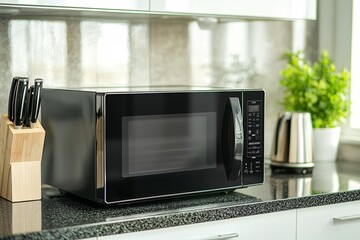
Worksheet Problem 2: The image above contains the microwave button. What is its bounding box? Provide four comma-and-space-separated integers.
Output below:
236, 131, 242, 139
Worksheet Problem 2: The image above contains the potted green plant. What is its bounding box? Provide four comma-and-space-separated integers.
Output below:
280, 50, 351, 161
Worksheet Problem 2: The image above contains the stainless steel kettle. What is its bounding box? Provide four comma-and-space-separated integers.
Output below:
271, 112, 314, 173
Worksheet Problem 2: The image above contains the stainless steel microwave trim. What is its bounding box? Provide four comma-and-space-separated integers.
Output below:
103, 93, 108, 203
96, 94, 105, 190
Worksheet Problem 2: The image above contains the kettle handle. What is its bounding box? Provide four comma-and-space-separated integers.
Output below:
273, 113, 288, 156
273, 115, 285, 156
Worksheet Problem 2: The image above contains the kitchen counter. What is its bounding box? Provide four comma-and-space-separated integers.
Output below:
1, 161, 360, 239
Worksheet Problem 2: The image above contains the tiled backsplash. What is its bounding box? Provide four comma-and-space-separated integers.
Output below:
0, 15, 317, 158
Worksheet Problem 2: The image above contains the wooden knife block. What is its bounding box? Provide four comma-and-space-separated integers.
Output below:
0, 115, 45, 202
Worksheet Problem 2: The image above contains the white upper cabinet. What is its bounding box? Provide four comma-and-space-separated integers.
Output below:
0, 0, 150, 11
0, 0, 317, 20
150, 0, 317, 20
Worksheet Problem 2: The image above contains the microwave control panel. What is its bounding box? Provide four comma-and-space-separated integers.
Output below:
243, 100, 264, 181
246, 100, 262, 158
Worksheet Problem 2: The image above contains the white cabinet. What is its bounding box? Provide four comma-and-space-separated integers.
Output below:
98, 210, 296, 240
297, 200, 360, 240
0, 0, 316, 20
0, 0, 149, 11
150, 0, 316, 20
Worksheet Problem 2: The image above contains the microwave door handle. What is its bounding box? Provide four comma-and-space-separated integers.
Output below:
228, 97, 244, 180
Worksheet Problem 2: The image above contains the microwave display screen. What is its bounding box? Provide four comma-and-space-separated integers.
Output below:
122, 112, 217, 177
248, 105, 260, 113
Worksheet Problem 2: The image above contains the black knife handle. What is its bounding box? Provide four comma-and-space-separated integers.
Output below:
8, 77, 20, 122
14, 77, 29, 129
24, 85, 35, 127
30, 78, 43, 128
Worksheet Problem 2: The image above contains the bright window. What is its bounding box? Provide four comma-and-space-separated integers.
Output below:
350, 0, 360, 128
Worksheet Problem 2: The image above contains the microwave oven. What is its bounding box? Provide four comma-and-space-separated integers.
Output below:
41, 87, 265, 204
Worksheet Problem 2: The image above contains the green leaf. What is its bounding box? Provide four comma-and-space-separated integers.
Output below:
279, 50, 351, 128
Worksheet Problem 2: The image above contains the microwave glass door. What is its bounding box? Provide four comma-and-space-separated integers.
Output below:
122, 112, 217, 177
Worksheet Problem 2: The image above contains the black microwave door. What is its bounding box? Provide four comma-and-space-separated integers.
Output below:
104, 92, 245, 203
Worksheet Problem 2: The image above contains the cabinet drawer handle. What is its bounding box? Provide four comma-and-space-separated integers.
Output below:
192, 233, 239, 240
333, 214, 360, 222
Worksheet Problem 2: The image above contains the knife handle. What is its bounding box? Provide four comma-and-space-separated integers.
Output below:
30, 78, 43, 128
24, 85, 35, 127
14, 77, 29, 129
8, 77, 20, 122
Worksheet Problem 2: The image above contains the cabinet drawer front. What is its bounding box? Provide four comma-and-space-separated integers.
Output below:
297, 200, 360, 240
99, 210, 296, 240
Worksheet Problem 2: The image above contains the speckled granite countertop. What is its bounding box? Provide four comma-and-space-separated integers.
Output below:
1, 161, 360, 239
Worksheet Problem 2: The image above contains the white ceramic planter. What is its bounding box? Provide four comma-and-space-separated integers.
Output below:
313, 127, 341, 162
